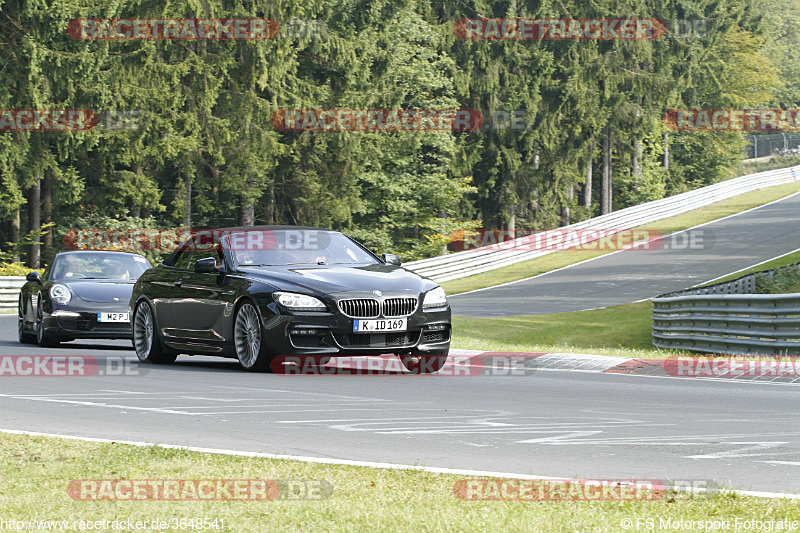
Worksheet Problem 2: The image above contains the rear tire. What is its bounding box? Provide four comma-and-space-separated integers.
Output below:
133, 301, 177, 364
400, 349, 449, 374
18, 297, 35, 344
234, 302, 273, 372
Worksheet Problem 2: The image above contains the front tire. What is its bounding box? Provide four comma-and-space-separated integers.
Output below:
400, 349, 449, 374
133, 301, 177, 364
18, 297, 36, 344
35, 297, 58, 347
234, 302, 272, 372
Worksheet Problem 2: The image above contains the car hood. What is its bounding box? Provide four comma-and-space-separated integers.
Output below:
237, 264, 437, 297
63, 280, 136, 303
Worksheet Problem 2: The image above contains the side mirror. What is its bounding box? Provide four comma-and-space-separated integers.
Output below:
194, 257, 224, 274
26, 271, 42, 284
382, 253, 401, 266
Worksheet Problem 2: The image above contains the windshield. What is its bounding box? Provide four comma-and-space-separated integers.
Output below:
49, 252, 151, 281
223, 230, 378, 267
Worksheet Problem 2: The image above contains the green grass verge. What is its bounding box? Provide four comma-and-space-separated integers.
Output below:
1, 433, 798, 532
442, 180, 800, 295
700, 249, 800, 286
451, 301, 685, 359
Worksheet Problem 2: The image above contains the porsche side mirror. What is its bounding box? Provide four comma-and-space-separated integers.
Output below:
382, 253, 401, 266
26, 271, 42, 284
194, 257, 224, 274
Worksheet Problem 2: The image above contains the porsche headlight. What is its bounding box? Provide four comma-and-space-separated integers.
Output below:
50, 284, 72, 305
273, 291, 326, 312
422, 286, 448, 310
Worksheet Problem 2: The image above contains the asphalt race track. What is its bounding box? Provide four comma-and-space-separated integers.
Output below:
1, 318, 799, 494
3, 194, 800, 496
451, 191, 800, 317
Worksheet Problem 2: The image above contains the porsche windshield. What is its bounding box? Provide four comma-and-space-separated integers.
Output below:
49, 252, 151, 281
224, 230, 378, 266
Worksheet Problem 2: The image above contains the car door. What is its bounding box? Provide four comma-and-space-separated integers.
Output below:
168, 244, 233, 346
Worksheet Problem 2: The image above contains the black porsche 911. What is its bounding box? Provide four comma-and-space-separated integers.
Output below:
130, 226, 451, 372
19, 250, 152, 346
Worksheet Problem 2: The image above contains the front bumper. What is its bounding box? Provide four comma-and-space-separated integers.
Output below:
41, 304, 132, 340
261, 306, 451, 356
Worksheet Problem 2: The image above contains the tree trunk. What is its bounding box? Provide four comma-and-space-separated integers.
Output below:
42, 168, 52, 255
583, 140, 593, 209
241, 179, 255, 226
184, 171, 192, 227
11, 209, 20, 263
663, 133, 669, 170
632, 140, 642, 179
263, 181, 275, 224
28, 173, 41, 268
131, 164, 143, 217
601, 126, 613, 215
561, 184, 573, 226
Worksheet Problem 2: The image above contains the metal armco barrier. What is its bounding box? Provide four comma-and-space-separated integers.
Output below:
0, 276, 27, 311
406, 165, 800, 283
652, 264, 800, 355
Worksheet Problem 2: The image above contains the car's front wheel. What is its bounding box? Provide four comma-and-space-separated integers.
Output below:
35, 297, 58, 347
18, 296, 35, 344
133, 301, 177, 364
234, 302, 273, 372
400, 349, 449, 374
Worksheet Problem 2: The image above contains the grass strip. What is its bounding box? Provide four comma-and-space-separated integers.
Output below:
0, 433, 798, 533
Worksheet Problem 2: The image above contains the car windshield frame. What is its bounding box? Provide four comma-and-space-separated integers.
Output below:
48, 252, 152, 281
221, 229, 380, 268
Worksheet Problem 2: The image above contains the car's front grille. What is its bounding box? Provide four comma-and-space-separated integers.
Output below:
383, 298, 417, 317
338, 299, 380, 318
339, 297, 418, 318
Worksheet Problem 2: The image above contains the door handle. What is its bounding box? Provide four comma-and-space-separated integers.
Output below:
174, 281, 182, 287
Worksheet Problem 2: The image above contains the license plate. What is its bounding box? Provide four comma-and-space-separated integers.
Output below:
353, 318, 407, 332
97, 312, 129, 323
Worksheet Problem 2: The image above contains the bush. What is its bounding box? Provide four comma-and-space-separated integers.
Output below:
0, 263, 44, 276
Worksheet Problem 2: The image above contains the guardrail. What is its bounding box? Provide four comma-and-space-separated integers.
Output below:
0, 276, 26, 311
406, 166, 800, 283
652, 263, 800, 355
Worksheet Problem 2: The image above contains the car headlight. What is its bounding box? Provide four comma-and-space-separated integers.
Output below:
50, 284, 71, 305
273, 291, 327, 312
422, 286, 448, 310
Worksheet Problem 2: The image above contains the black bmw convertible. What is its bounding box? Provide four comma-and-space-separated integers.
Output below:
19, 250, 152, 346
130, 227, 451, 372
